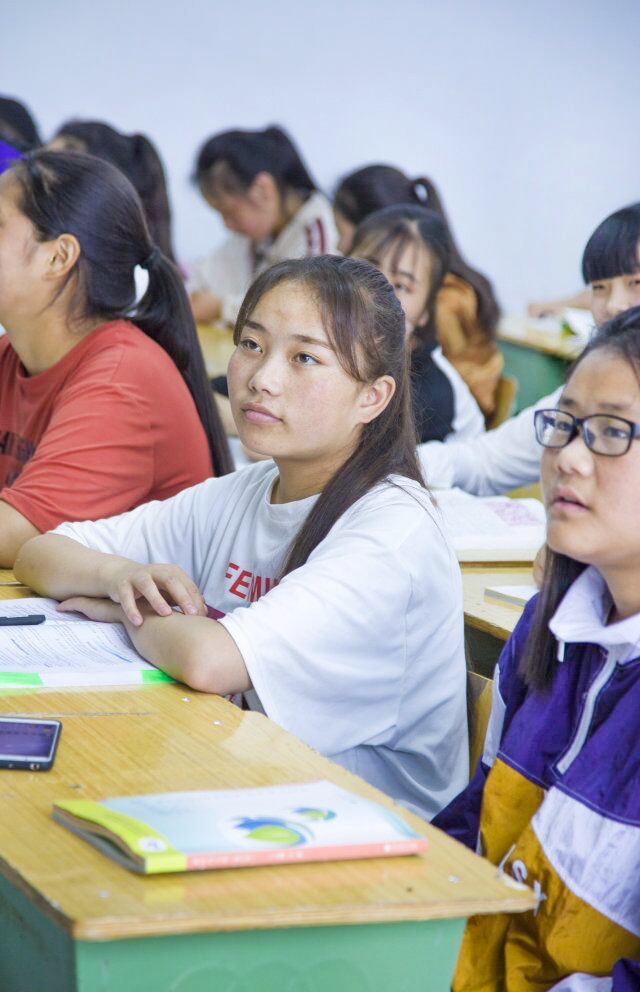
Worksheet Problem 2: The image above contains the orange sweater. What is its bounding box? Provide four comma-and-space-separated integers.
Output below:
435, 274, 503, 417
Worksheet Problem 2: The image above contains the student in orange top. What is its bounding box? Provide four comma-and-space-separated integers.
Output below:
334, 164, 503, 418
0, 149, 232, 567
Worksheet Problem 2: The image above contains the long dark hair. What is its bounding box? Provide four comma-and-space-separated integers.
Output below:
194, 125, 317, 201
52, 120, 175, 261
521, 306, 640, 691
349, 204, 451, 341
582, 202, 640, 284
233, 255, 424, 575
11, 150, 232, 476
334, 164, 500, 341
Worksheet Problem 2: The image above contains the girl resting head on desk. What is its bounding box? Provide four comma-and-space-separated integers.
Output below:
349, 203, 485, 444
188, 125, 337, 327
334, 164, 502, 417
434, 307, 640, 989
0, 150, 232, 568
17, 255, 469, 821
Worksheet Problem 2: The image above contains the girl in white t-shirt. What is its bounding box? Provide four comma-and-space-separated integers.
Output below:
350, 204, 485, 444
188, 126, 337, 327
17, 256, 468, 819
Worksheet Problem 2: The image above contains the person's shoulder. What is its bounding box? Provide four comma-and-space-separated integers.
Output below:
341, 476, 443, 542
0, 334, 14, 366
292, 192, 337, 254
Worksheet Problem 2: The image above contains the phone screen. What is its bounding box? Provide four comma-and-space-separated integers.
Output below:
0, 718, 61, 769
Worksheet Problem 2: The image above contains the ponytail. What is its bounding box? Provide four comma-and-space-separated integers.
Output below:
13, 150, 232, 476
334, 164, 501, 341
53, 120, 176, 262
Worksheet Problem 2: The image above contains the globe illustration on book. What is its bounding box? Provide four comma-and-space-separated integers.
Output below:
232, 815, 315, 847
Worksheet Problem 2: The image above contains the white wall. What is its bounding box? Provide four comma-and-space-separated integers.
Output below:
4, 0, 640, 310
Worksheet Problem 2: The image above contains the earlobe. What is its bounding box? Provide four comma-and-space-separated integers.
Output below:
359, 375, 396, 424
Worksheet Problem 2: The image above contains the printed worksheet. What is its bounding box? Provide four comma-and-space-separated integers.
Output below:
0, 597, 163, 686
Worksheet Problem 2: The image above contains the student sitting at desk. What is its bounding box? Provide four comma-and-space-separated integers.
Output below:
0, 150, 232, 568
418, 202, 640, 495
18, 255, 469, 821
349, 204, 485, 443
334, 164, 503, 418
188, 125, 337, 327
434, 307, 640, 992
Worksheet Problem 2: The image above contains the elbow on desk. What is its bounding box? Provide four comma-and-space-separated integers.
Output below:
175, 634, 249, 697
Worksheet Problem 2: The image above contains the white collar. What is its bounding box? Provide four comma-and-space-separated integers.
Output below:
549, 565, 640, 664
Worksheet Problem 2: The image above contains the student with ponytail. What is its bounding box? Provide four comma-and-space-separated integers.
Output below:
50, 119, 176, 261
189, 125, 337, 326
334, 164, 503, 417
17, 255, 468, 821
0, 149, 231, 567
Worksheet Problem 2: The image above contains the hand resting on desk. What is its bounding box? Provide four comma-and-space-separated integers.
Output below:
16, 534, 250, 697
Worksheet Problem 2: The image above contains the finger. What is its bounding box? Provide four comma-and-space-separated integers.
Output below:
58, 597, 115, 623
162, 575, 206, 616
115, 583, 145, 626
129, 574, 174, 619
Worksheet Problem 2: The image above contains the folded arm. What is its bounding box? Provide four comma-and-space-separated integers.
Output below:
0, 499, 39, 568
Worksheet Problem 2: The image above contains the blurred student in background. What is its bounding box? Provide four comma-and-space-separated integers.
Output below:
334, 164, 502, 417
189, 125, 337, 326
49, 120, 175, 262
418, 202, 640, 495
0, 95, 41, 174
0, 150, 231, 567
350, 204, 485, 443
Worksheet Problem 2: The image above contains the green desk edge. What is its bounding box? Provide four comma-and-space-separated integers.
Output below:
0, 872, 465, 992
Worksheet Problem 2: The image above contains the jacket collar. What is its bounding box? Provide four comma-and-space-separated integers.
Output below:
549, 565, 640, 664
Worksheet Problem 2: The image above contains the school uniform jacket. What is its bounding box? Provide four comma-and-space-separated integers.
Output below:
435, 566, 640, 992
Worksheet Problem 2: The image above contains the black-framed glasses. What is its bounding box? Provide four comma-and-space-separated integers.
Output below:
534, 408, 640, 457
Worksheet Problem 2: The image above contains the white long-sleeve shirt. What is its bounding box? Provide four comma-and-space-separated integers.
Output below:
417, 387, 562, 495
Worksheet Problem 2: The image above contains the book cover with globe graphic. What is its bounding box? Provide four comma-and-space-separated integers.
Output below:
52, 780, 427, 873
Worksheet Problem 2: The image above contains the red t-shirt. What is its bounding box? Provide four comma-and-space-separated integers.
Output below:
0, 320, 213, 532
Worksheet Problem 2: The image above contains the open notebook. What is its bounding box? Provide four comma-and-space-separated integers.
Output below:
433, 489, 546, 563
0, 597, 170, 688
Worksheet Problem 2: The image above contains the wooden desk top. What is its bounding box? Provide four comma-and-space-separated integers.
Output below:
196, 321, 236, 379
498, 314, 584, 361
462, 566, 533, 640
0, 684, 534, 942
0, 569, 30, 599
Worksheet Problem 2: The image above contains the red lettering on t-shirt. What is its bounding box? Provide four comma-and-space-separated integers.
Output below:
225, 561, 278, 602
229, 569, 252, 599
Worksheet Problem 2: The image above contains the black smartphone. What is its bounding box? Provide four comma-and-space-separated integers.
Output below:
0, 717, 62, 770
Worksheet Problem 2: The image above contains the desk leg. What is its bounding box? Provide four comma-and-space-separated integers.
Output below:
0, 874, 466, 992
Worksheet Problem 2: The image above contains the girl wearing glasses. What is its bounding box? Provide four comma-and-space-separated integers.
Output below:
435, 306, 640, 990
417, 201, 640, 495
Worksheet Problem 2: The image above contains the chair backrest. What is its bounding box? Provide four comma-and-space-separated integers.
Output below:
486, 374, 518, 430
467, 670, 493, 775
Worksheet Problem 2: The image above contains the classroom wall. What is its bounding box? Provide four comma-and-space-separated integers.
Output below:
4, 0, 640, 311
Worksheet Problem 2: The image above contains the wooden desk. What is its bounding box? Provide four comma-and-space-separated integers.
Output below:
0, 683, 534, 992
0, 568, 30, 599
196, 322, 235, 379
463, 566, 532, 675
497, 315, 584, 411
